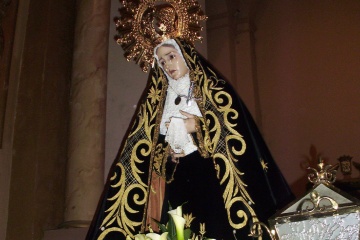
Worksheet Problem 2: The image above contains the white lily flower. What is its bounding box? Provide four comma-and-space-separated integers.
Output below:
146, 232, 169, 240
168, 205, 183, 217
134, 233, 151, 240
168, 206, 186, 240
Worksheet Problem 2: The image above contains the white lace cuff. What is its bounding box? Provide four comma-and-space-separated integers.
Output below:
182, 140, 198, 155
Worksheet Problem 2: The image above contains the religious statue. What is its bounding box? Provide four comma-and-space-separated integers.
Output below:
86, 1, 294, 239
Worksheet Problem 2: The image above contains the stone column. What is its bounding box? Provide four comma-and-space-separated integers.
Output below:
64, 0, 110, 227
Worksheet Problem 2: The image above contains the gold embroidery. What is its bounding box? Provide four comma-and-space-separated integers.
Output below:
153, 143, 164, 174
261, 159, 269, 172
147, 86, 161, 104
180, 38, 259, 232
142, 67, 168, 232
184, 213, 196, 228
193, 116, 209, 158
199, 223, 206, 235
99, 65, 167, 238
100, 39, 261, 238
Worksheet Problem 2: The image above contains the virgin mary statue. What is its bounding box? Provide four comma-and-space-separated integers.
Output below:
87, 2, 294, 240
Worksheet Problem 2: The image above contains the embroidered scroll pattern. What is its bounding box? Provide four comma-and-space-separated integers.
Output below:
98, 38, 261, 238
180, 39, 259, 230
98, 68, 166, 239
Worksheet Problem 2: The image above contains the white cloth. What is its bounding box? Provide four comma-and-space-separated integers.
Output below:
154, 39, 185, 64
159, 73, 202, 134
159, 74, 202, 156
165, 117, 198, 155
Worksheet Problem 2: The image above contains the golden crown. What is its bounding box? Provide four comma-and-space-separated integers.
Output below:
115, 0, 207, 72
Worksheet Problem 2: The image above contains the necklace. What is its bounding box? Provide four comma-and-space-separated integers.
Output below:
167, 81, 193, 105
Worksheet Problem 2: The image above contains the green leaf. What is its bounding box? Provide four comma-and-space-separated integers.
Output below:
167, 216, 176, 239
151, 218, 168, 233
184, 228, 192, 240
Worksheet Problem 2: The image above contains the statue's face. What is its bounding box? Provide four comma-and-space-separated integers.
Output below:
156, 45, 189, 80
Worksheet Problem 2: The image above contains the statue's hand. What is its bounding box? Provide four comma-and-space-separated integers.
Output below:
180, 110, 196, 133
169, 148, 185, 163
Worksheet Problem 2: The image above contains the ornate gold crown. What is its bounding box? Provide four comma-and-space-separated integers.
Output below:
115, 0, 207, 72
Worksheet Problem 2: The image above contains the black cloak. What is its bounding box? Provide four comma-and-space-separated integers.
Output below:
86, 38, 294, 240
